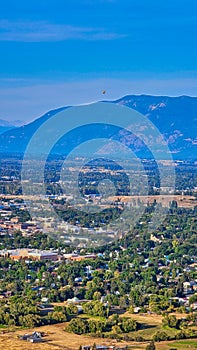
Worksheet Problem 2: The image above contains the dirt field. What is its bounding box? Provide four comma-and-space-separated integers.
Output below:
0, 323, 144, 350
109, 195, 197, 208
0, 318, 196, 350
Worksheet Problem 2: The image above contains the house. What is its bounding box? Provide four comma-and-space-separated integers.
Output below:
19, 331, 44, 343
67, 296, 80, 304
133, 307, 141, 313
183, 281, 197, 295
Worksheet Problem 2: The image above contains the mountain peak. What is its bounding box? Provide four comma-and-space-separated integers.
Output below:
0, 95, 196, 160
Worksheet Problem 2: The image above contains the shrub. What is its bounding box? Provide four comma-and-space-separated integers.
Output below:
153, 331, 169, 341
162, 315, 178, 329
121, 317, 138, 332
175, 330, 186, 339
135, 336, 144, 342
146, 341, 156, 350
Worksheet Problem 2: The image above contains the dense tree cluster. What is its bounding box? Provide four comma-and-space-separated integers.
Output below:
66, 315, 138, 335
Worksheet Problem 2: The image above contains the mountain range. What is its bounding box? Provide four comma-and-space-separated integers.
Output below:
0, 119, 24, 135
0, 95, 196, 160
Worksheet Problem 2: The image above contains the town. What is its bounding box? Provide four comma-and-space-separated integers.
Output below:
0, 159, 196, 350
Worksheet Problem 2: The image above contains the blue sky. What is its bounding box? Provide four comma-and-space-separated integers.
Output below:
0, 0, 196, 122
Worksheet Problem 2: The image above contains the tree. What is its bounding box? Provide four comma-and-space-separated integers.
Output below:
47, 311, 67, 323
119, 295, 129, 309
153, 331, 168, 341
112, 325, 122, 334
107, 313, 120, 326
162, 315, 178, 329
66, 318, 88, 335
66, 304, 78, 315
88, 320, 98, 333
121, 318, 138, 332
146, 341, 156, 350
83, 301, 107, 317
189, 293, 197, 305
18, 314, 41, 328
93, 291, 102, 301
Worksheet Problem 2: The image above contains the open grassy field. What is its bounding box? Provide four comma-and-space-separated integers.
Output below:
0, 325, 196, 350
109, 195, 197, 208
0, 323, 144, 350
0, 313, 196, 350
156, 339, 197, 349
122, 312, 188, 340
1, 194, 196, 209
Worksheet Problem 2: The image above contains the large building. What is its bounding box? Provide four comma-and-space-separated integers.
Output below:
0, 248, 59, 261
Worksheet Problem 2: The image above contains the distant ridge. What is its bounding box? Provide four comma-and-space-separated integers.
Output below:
0, 119, 16, 134
0, 95, 196, 160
